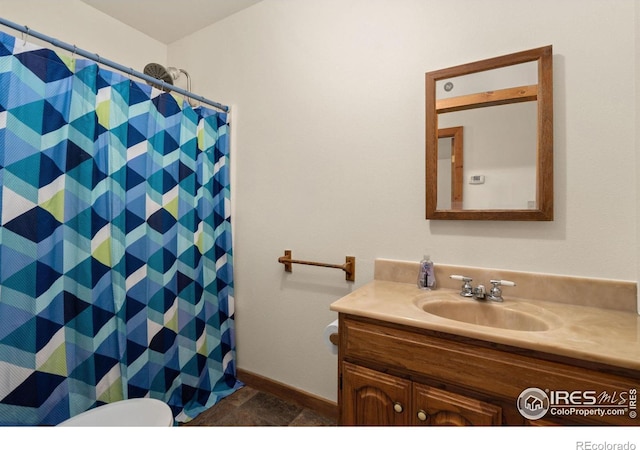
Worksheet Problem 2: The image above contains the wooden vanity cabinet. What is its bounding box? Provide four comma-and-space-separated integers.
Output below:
413, 383, 502, 425
341, 362, 411, 425
338, 314, 639, 426
342, 362, 501, 425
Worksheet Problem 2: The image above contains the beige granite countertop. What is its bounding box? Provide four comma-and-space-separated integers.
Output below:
330, 279, 640, 371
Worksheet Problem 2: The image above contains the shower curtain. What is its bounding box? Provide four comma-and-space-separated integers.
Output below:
0, 30, 241, 425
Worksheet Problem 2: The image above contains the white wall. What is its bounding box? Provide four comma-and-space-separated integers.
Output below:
1, 0, 637, 404
0, 0, 166, 71
168, 0, 638, 402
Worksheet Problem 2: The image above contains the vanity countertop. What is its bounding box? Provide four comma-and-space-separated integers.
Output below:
330, 280, 640, 371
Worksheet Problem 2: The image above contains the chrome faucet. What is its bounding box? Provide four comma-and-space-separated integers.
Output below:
487, 279, 516, 302
450, 275, 516, 302
449, 275, 474, 297
473, 284, 487, 300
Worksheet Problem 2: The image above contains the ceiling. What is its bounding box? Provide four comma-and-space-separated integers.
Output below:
80, 0, 263, 44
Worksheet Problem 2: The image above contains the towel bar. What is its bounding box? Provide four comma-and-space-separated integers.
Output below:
278, 250, 355, 281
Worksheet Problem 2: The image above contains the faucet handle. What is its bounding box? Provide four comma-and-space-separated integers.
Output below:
488, 279, 516, 302
450, 275, 472, 282
450, 275, 474, 297
490, 279, 516, 287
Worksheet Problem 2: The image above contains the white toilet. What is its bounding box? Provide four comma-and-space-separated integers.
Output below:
58, 398, 174, 427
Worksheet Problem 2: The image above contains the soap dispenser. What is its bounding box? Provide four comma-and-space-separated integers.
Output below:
417, 255, 436, 290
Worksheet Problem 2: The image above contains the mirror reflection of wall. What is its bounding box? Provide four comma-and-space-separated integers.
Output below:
436, 62, 538, 99
438, 102, 537, 210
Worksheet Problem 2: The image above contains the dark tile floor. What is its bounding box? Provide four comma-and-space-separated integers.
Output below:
183, 385, 336, 426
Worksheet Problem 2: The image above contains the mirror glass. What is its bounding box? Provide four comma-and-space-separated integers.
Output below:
425, 46, 553, 220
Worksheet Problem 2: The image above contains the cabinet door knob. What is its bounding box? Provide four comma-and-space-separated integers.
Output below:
417, 409, 428, 421
393, 402, 404, 413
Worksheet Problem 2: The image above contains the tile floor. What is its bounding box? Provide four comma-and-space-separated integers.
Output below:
182, 385, 337, 426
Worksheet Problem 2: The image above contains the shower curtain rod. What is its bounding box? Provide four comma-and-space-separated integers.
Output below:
0, 17, 229, 112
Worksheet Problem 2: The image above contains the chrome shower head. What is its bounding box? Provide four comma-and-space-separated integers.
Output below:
143, 63, 174, 91
143, 63, 195, 106
144, 63, 195, 106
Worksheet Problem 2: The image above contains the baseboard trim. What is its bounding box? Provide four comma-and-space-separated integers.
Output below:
236, 369, 338, 421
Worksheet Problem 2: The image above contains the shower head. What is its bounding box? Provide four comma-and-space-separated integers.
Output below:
143, 63, 174, 90
143, 63, 196, 106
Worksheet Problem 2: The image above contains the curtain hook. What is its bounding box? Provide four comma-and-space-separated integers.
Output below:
22, 26, 30, 45
71, 45, 77, 60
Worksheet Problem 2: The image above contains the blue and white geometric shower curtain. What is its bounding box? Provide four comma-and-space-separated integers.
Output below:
0, 29, 241, 425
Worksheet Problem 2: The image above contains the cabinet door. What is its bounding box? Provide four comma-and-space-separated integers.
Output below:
413, 384, 502, 426
342, 362, 411, 425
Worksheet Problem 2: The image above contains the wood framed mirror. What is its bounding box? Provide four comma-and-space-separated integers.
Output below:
425, 46, 553, 220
